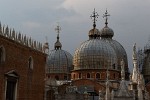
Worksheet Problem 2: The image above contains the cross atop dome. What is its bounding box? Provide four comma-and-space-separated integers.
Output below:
90, 8, 99, 28
54, 23, 62, 50
55, 22, 61, 35
103, 9, 110, 26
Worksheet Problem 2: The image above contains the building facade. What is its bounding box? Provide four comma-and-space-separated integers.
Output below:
0, 24, 47, 100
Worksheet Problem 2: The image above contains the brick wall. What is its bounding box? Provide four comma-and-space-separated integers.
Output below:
0, 35, 46, 100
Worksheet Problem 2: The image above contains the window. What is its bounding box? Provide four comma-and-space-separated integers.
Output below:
96, 73, 100, 79
28, 56, 33, 69
73, 74, 75, 79
79, 73, 82, 79
112, 64, 116, 69
0, 46, 5, 63
5, 70, 19, 100
114, 73, 116, 79
87, 73, 91, 79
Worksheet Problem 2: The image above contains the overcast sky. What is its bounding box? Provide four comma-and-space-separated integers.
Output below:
0, 0, 150, 71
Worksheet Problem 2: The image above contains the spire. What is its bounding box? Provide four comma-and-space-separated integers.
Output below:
137, 74, 144, 100
121, 59, 125, 80
90, 8, 99, 29
116, 59, 131, 97
54, 23, 62, 50
105, 66, 110, 100
132, 43, 139, 83
43, 36, 49, 54
103, 9, 110, 27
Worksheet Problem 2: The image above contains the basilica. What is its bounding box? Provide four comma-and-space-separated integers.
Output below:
0, 9, 150, 100
44, 10, 150, 100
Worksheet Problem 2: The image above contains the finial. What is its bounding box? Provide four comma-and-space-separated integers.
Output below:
103, 9, 110, 26
55, 22, 61, 35
121, 59, 125, 80
90, 8, 99, 28
133, 43, 137, 60
54, 23, 62, 50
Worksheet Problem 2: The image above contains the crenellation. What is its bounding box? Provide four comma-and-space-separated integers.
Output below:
0, 23, 44, 52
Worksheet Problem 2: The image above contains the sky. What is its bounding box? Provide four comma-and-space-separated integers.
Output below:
0, 0, 150, 71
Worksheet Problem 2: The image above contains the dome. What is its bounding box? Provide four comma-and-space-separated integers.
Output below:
100, 26, 114, 38
102, 38, 128, 70
47, 24, 73, 74
73, 39, 117, 70
88, 28, 101, 39
47, 49, 73, 73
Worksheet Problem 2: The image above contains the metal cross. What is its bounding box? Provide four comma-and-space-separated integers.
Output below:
55, 22, 61, 34
103, 10, 110, 26
90, 8, 99, 28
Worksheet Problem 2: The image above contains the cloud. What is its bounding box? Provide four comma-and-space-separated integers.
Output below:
22, 21, 41, 29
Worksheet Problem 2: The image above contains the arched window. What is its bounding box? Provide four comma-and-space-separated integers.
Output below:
0, 46, 5, 63
96, 73, 100, 79
87, 73, 91, 79
79, 73, 82, 79
28, 56, 33, 69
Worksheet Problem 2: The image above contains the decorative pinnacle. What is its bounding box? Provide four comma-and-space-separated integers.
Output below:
103, 9, 110, 26
90, 8, 99, 28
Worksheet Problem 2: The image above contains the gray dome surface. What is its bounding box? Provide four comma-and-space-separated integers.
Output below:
100, 26, 114, 38
47, 49, 73, 73
102, 38, 128, 70
73, 39, 117, 70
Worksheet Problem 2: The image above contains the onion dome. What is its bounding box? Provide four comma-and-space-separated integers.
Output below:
73, 9, 117, 70
100, 26, 114, 38
100, 10, 129, 75
47, 25, 73, 74
100, 10, 114, 38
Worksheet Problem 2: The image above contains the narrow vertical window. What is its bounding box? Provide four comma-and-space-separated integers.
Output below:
28, 57, 33, 69
73, 74, 75, 79
96, 73, 100, 79
0, 46, 5, 63
79, 73, 82, 79
87, 73, 91, 79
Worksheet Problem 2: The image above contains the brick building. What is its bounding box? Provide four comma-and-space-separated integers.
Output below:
0, 24, 47, 100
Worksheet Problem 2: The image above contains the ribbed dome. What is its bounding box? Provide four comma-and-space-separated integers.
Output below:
73, 39, 117, 70
47, 49, 73, 73
100, 26, 114, 38
102, 38, 128, 70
